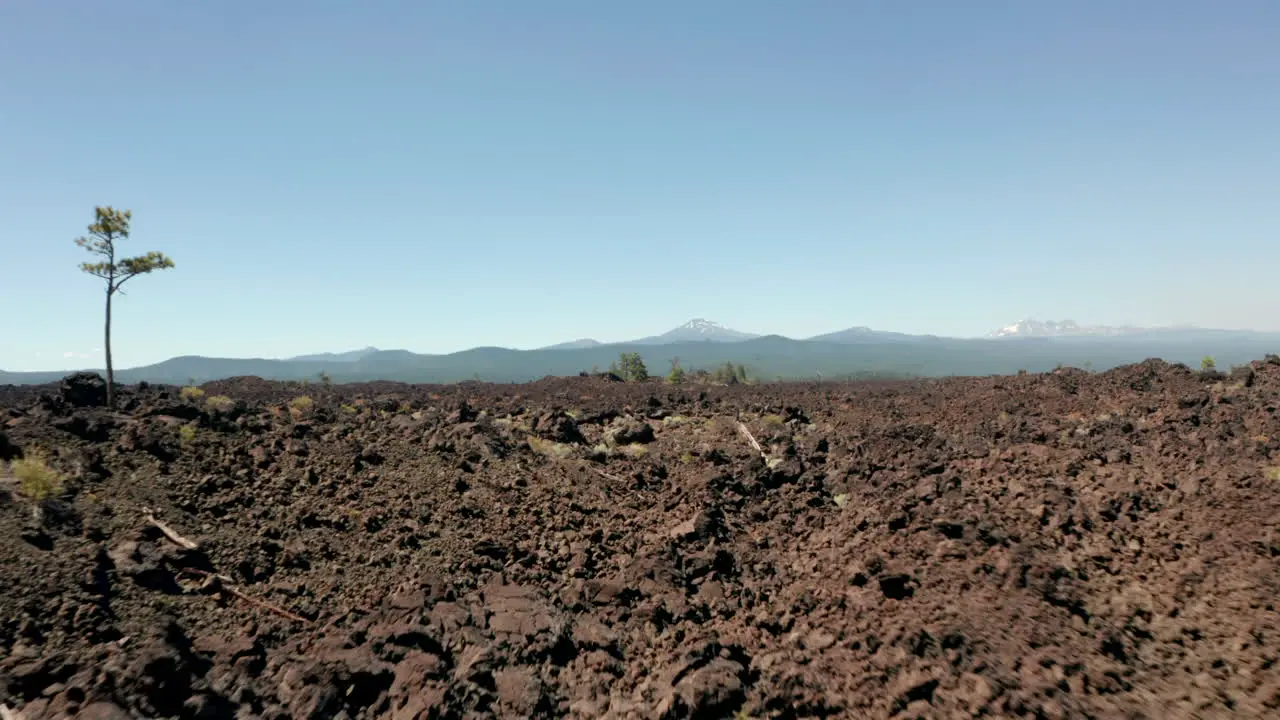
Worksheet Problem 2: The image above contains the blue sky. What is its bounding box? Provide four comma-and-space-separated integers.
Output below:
3, 1, 1279, 371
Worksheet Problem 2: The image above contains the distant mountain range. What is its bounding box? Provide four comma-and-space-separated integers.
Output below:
3, 318, 1277, 386
287, 346, 382, 362
538, 319, 758, 350
989, 319, 1149, 338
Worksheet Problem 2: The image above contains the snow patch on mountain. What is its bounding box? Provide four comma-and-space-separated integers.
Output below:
988, 319, 1146, 338
630, 318, 760, 344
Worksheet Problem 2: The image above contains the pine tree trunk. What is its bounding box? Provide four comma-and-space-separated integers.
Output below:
105, 288, 114, 408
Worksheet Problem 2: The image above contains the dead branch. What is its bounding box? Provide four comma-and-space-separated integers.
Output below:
180, 568, 312, 624
736, 421, 765, 458
145, 511, 200, 550
593, 468, 626, 484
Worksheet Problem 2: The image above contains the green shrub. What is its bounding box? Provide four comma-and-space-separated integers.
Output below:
205, 395, 235, 412
288, 395, 315, 421
180, 385, 205, 401
11, 451, 63, 502
616, 352, 648, 382
711, 361, 748, 385
667, 358, 686, 384
1201, 356, 1217, 372
177, 423, 197, 446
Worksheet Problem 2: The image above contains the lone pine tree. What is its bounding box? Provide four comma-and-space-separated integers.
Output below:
75, 206, 175, 407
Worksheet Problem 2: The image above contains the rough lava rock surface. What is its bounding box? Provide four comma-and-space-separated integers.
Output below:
2, 358, 1280, 717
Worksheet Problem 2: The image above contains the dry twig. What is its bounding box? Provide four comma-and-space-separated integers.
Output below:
593, 468, 626, 484
180, 568, 312, 624
736, 421, 765, 458
145, 510, 200, 550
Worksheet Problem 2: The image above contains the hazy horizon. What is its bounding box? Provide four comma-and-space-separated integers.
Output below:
5, 2, 1279, 371
7, 315, 1280, 373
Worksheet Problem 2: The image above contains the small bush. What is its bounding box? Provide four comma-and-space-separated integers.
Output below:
617, 443, 648, 458
1201, 356, 1216, 372
180, 385, 205, 401
177, 424, 197, 446
205, 395, 235, 412
667, 358, 686, 385
711, 361, 748, 385
761, 414, 786, 428
288, 395, 315, 421
11, 451, 63, 502
340, 403, 358, 415
527, 436, 574, 459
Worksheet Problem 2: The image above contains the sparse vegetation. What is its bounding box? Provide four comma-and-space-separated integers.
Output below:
3, 349, 1280, 713
9, 451, 63, 520
617, 443, 648, 458
711, 361, 749, 385
527, 436, 575, 459
613, 352, 649, 382
180, 385, 205, 401
667, 357, 686, 384
205, 395, 235, 412
1201, 355, 1217, 372
74, 205, 175, 408
288, 395, 314, 420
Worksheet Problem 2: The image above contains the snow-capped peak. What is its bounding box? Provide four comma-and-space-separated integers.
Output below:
627, 319, 760, 344
990, 319, 1082, 338
988, 319, 1145, 338
679, 318, 729, 334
